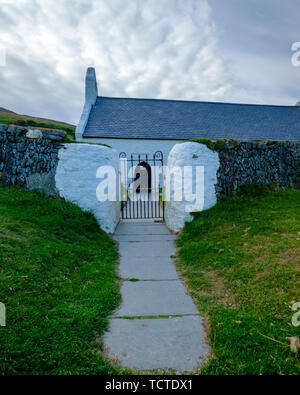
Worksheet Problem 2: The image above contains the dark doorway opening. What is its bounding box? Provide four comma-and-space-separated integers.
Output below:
135, 161, 152, 194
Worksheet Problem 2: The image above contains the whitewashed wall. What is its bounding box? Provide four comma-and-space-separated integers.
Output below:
55, 144, 120, 234
78, 137, 180, 164
165, 142, 220, 233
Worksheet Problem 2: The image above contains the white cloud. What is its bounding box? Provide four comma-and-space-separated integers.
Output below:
0, 0, 231, 123
223, 49, 300, 106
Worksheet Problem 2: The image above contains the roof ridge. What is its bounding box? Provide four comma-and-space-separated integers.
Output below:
96, 96, 298, 109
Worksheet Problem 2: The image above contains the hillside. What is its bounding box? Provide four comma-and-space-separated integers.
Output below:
0, 107, 74, 128
0, 107, 75, 137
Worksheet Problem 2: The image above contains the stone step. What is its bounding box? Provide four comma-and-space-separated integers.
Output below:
115, 223, 171, 235
118, 241, 175, 258
103, 316, 210, 372
113, 234, 177, 242
114, 280, 198, 317
119, 256, 179, 281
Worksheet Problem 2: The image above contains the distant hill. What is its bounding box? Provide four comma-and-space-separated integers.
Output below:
0, 107, 15, 114
0, 107, 75, 129
0, 107, 76, 141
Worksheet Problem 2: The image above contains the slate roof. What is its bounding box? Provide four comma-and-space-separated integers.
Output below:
83, 96, 300, 141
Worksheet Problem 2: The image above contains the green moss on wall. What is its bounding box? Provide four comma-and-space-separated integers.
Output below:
189, 138, 239, 152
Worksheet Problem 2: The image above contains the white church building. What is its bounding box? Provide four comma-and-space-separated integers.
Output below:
76, 67, 299, 159
72, 67, 300, 227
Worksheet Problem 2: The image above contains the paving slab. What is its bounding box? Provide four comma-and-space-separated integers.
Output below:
115, 223, 171, 235
119, 256, 179, 280
121, 219, 163, 224
103, 221, 210, 372
103, 316, 210, 372
120, 221, 165, 225
114, 281, 198, 317
118, 241, 175, 258
113, 234, 177, 242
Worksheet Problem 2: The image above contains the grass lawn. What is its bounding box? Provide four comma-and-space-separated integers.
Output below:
1, 186, 299, 375
0, 187, 126, 374
176, 187, 300, 375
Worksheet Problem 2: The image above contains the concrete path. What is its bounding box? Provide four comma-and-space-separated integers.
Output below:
103, 221, 210, 372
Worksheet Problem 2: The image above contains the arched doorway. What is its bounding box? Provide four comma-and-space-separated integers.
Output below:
134, 161, 152, 194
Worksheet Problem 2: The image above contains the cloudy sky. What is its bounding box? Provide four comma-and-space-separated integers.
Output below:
0, 0, 300, 124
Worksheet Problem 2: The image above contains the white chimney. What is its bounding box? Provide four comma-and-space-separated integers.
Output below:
76, 67, 98, 140
85, 67, 98, 105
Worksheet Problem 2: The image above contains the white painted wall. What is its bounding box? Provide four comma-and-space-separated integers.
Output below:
77, 137, 180, 165
55, 143, 120, 234
165, 142, 220, 233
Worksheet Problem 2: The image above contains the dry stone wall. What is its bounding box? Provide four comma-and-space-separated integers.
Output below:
211, 140, 300, 200
0, 125, 120, 233
165, 140, 300, 232
1, 125, 299, 234
0, 125, 61, 194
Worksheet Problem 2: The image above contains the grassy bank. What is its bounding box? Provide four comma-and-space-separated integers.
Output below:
0, 117, 76, 141
0, 187, 124, 374
0, 116, 74, 132
176, 187, 300, 375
